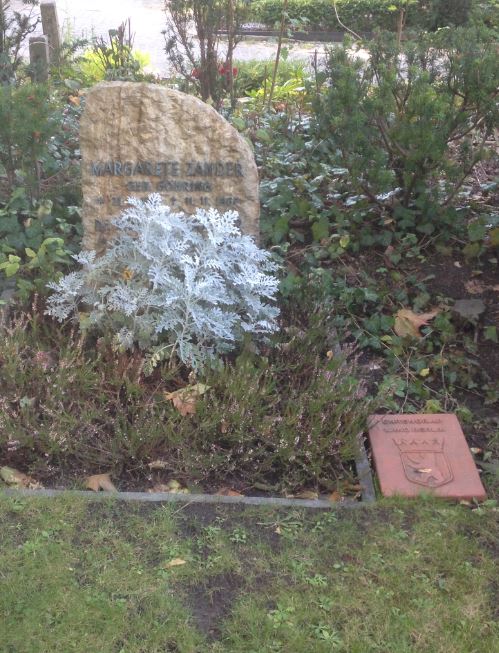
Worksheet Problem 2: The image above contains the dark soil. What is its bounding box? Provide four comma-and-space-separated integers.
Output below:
184, 571, 242, 640
425, 256, 499, 383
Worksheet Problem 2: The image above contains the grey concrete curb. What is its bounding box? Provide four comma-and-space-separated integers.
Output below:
1, 488, 366, 509
1, 438, 376, 509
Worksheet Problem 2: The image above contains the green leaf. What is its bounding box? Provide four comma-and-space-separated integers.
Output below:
256, 128, 271, 143
416, 223, 435, 235
25, 247, 36, 258
64, 78, 81, 91
4, 262, 20, 277
311, 218, 329, 241
339, 234, 350, 249
463, 242, 481, 259
467, 221, 487, 242
231, 116, 246, 131
484, 326, 498, 343
273, 215, 290, 242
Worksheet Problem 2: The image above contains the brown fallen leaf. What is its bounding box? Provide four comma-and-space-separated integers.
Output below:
148, 459, 169, 470
148, 480, 190, 494
164, 383, 210, 416
394, 308, 440, 338
85, 473, 117, 492
215, 487, 243, 497
291, 490, 319, 500
164, 558, 187, 568
0, 466, 42, 489
344, 483, 362, 492
465, 279, 486, 295
383, 245, 396, 267
148, 483, 171, 493
328, 490, 342, 503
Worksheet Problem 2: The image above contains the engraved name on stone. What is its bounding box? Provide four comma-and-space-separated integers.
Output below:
80, 82, 260, 252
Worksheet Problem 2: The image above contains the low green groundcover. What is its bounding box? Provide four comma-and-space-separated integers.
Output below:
0, 495, 498, 652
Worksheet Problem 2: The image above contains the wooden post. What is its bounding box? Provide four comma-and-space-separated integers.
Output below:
29, 36, 50, 82
40, 1, 61, 63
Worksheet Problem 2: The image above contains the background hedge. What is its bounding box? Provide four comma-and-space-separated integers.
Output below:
248, 0, 480, 33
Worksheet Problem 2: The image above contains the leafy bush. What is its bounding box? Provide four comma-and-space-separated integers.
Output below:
78, 20, 151, 84
250, 0, 477, 33
46, 195, 280, 370
234, 58, 308, 96
0, 82, 82, 301
0, 186, 81, 301
315, 28, 498, 230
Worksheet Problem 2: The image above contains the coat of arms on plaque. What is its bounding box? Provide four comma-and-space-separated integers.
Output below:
393, 438, 453, 488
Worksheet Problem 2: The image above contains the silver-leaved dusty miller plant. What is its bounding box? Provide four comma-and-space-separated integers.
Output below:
46, 195, 280, 370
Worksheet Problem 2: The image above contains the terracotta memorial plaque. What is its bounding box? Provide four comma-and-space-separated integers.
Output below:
80, 81, 260, 253
368, 414, 486, 500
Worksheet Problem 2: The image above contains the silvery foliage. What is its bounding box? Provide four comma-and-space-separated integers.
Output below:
46, 194, 279, 370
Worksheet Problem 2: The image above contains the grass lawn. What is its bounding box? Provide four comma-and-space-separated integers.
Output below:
0, 494, 498, 653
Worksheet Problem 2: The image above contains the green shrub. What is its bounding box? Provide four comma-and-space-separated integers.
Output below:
79, 20, 151, 84
250, 0, 478, 33
315, 28, 498, 229
79, 46, 150, 85
0, 0, 40, 83
234, 58, 308, 95
0, 82, 58, 195
0, 187, 80, 301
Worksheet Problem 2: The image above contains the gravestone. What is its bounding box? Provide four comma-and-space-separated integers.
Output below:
368, 414, 487, 501
80, 82, 260, 253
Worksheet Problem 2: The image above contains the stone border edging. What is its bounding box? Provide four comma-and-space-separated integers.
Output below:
1, 488, 363, 509
1, 437, 376, 508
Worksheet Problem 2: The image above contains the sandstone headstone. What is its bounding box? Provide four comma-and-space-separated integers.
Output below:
80, 82, 260, 253
368, 413, 487, 501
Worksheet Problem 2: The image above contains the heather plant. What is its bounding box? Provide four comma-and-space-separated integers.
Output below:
46, 195, 280, 370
